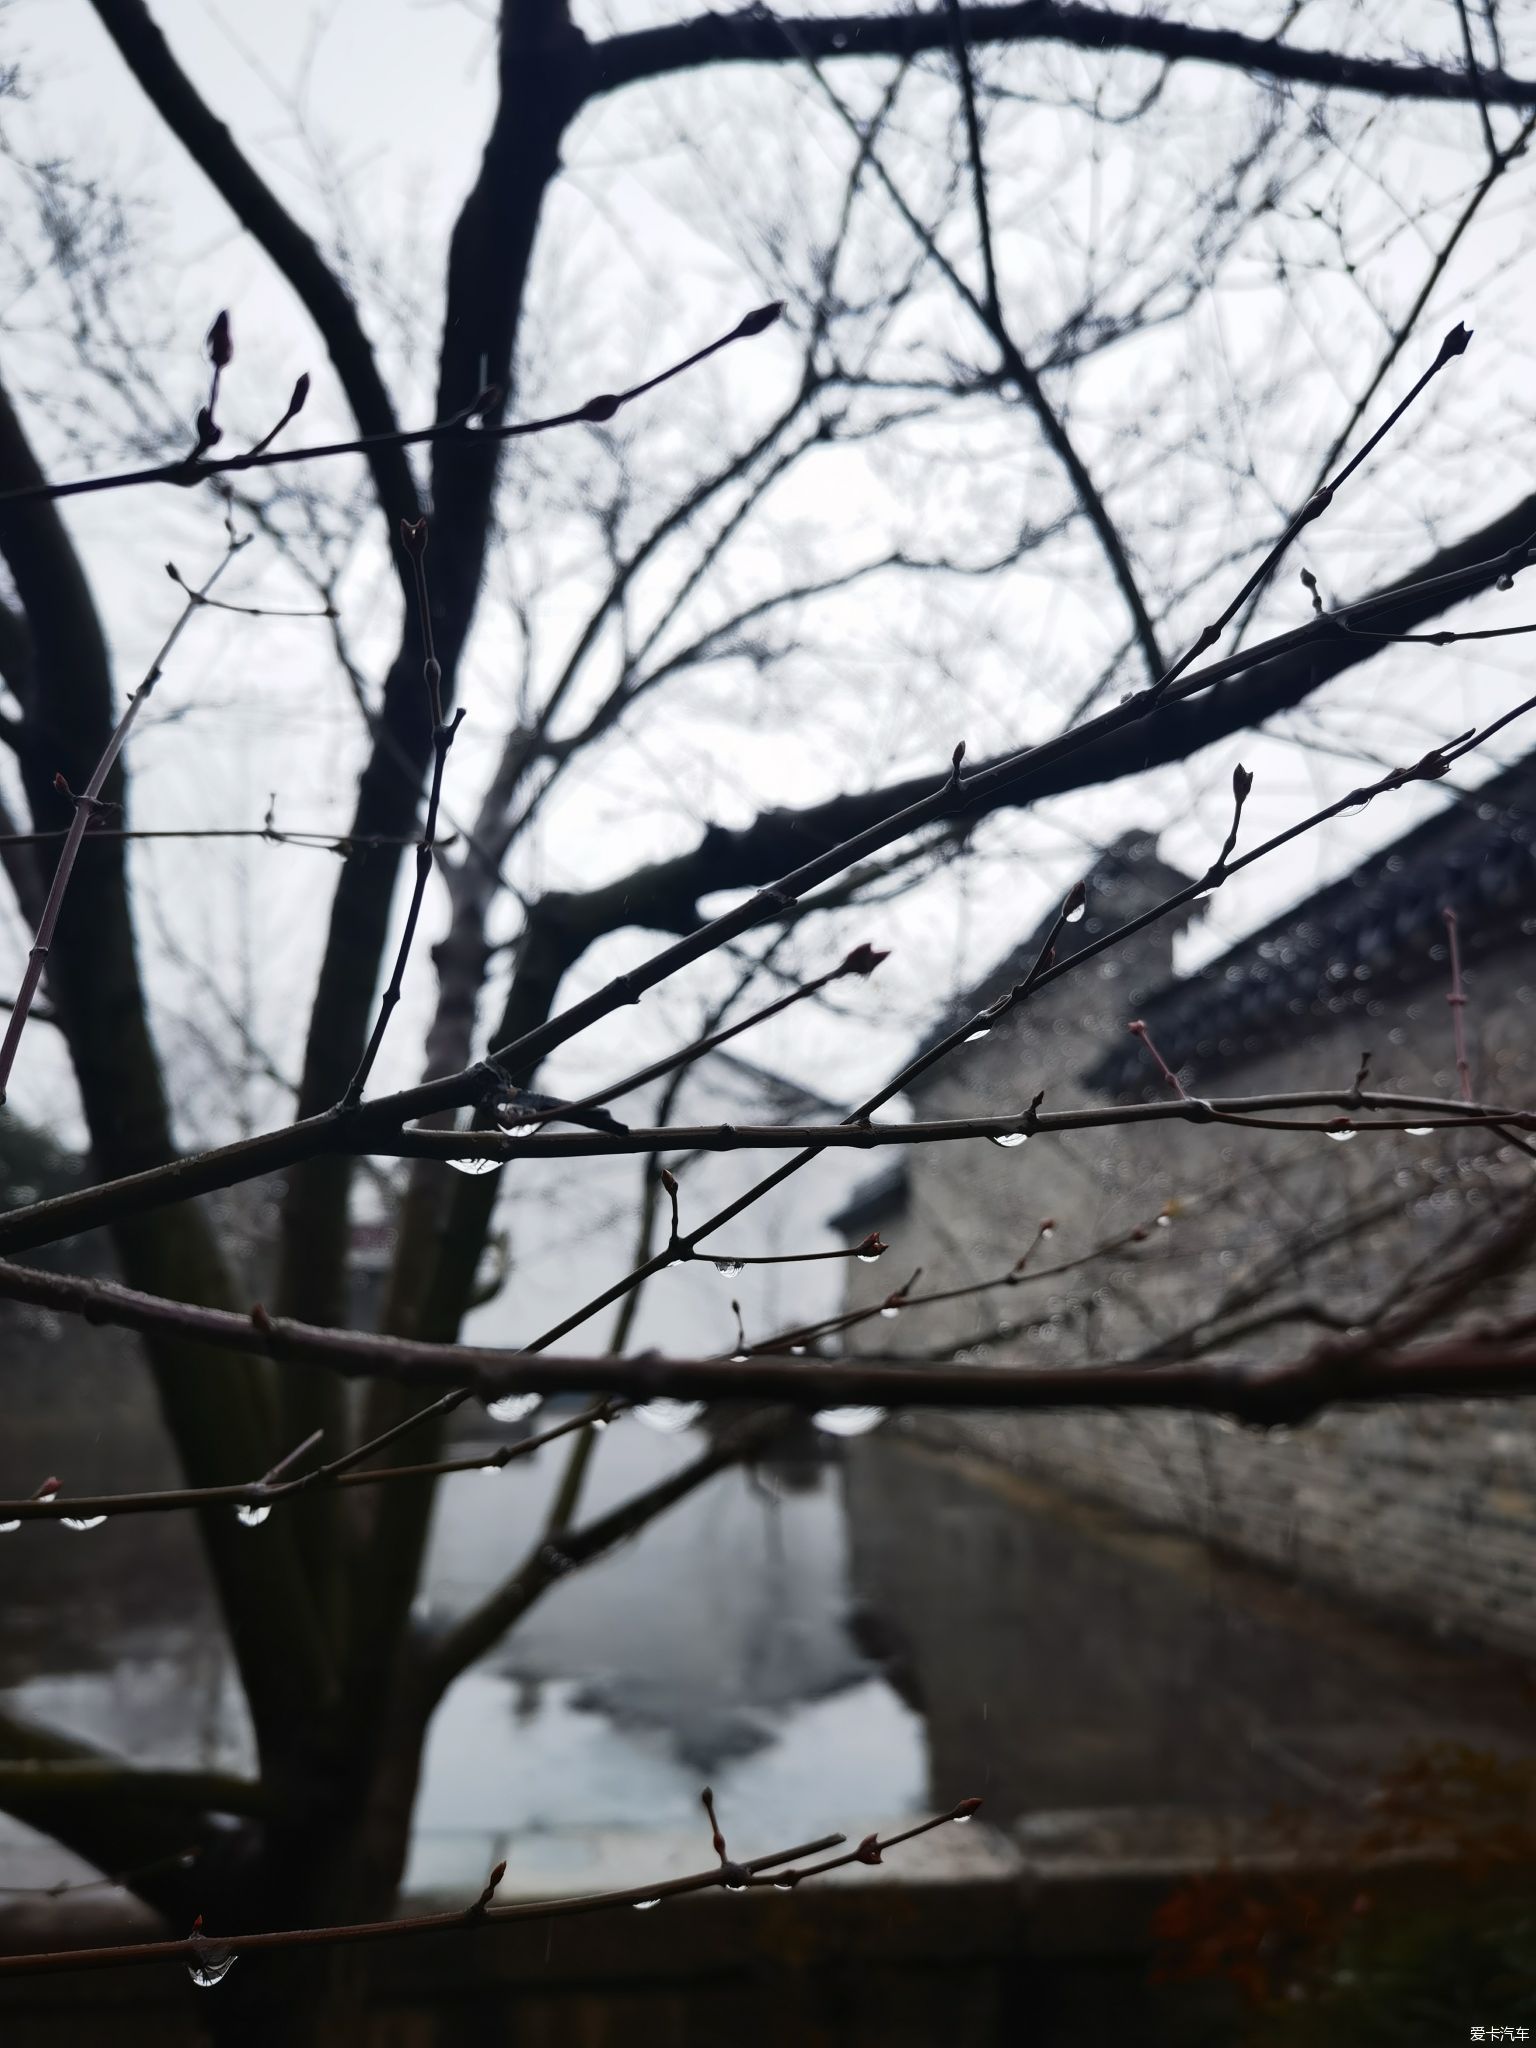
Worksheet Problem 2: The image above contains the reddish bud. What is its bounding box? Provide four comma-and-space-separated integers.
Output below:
836, 943, 889, 979
661, 1167, 679, 1193
855, 1833, 883, 1865
732, 301, 785, 339
954, 1797, 983, 1819
33, 1477, 60, 1499
951, 740, 966, 770
1232, 763, 1254, 803
856, 1231, 888, 1261
206, 311, 232, 367
579, 393, 621, 423
488, 1861, 506, 1889
288, 372, 311, 418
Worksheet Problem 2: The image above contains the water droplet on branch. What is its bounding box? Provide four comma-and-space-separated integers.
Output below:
991, 1131, 1027, 1148
1324, 1125, 1357, 1143
1405, 1126, 1434, 1137
0, 1520, 18, 1534
187, 1930, 236, 1989
713, 1259, 745, 1278
964, 1026, 992, 1044
633, 1896, 661, 1911
879, 1305, 901, 1320
61, 1515, 106, 1532
486, 1393, 542, 1424
813, 1407, 886, 1437
447, 1155, 498, 1176
635, 1399, 704, 1435
235, 1503, 271, 1528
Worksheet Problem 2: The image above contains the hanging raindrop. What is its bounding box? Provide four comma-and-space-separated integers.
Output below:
730, 1350, 749, 1364
235, 1503, 271, 1528
1064, 900, 1086, 925
813, 1406, 886, 1437
635, 1399, 705, 1435
991, 1131, 1027, 1148
964, 1026, 992, 1044
487, 1393, 542, 1424
447, 1155, 498, 1176
855, 1249, 883, 1264
61, 1515, 106, 1532
879, 1305, 900, 1320
1405, 1126, 1434, 1137
789, 1344, 806, 1357
1324, 1126, 1357, 1143
0, 1519, 17, 1534
187, 1931, 236, 1989
713, 1259, 745, 1278
632, 1896, 661, 1911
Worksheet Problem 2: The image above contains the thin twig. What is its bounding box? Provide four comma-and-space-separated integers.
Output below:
0, 306, 785, 508
0, 539, 246, 1104
0, 1815, 882, 1979
0, 1396, 616, 1524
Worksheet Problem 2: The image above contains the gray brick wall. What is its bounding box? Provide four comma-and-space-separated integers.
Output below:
839, 865, 1536, 1659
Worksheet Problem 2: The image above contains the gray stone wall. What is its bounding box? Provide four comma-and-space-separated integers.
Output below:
840, 875, 1536, 1660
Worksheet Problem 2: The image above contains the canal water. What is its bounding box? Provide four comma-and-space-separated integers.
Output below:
2, 1415, 1532, 1899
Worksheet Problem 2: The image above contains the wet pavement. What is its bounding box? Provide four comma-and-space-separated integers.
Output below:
1, 1418, 1532, 1897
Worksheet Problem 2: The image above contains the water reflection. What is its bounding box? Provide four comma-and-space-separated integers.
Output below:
0, 1418, 927, 1894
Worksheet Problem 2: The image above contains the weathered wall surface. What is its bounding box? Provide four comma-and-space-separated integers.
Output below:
839, 846, 1536, 1659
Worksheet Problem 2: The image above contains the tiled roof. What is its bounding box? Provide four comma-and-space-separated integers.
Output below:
1086, 754, 1536, 1097
829, 754, 1536, 1232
